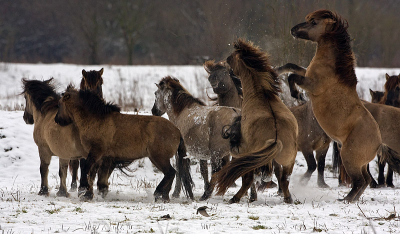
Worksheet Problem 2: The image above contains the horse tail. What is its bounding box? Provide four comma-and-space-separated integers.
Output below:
332, 141, 340, 176
176, 137, 194, 200
213, 139, 283, 196
222, 115, 242, 153
379, 144, 400, 174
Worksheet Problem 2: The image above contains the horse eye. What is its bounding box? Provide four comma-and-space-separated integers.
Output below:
311, 20, 317, 25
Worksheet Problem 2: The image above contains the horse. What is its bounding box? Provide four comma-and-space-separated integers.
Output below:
54, 85, 194, 202
69, 68, 104, 192
381, 73, 400, 106
22, 78, 87, 198
288, 9, 400, 202
151, 76, 242, 201
210, 38, 298, 204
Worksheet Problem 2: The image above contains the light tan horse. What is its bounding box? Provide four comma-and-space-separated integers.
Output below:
55, 86, 194, 202
151, 76, 242, 201
289, 9, 400, 202
22, 78, 87, 197
211, 39, 298, 204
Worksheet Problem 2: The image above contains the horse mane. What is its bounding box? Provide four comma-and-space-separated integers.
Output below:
158, 76, 206, 115
80, 69, 103, 90
78, 89, 120, 116
307, 10, 357, 88
21, 78, 60, 114
233, 38, 280, 100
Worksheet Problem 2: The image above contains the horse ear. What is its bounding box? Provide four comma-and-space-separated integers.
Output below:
82, 69, 87, 78
155, 83, 161, 89
369, 89, 375, 97
386, 73, 390, 80
99, 68, 104, 76
45, 78, 54, 84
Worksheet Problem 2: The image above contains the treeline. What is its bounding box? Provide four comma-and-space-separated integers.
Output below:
0, 0, 399, 67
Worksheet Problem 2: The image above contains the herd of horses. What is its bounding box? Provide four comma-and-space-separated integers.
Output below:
21, 9, 400, 204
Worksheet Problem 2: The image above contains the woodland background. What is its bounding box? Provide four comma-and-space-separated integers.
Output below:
0, 0, 399, 67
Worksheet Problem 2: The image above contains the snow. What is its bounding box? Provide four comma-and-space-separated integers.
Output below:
1, 63, 400, 233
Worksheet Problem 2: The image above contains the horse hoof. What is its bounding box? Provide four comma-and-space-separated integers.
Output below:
284, 196, 293, 204
69, 187, 77, 192
38, 188, 49, 196
98, 189, 109, 198
80, 192, 94, 201
56, 190, 70, 198
172, 192, 180, 199
70, 182, 77, 191
228, 197, 240, 204
249, 197, 257, 203
78, 188, 87, 197
387, 184, 395, 188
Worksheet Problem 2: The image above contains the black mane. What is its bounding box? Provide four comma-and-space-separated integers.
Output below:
22, 78, 60, 114
78, 90, 120, 116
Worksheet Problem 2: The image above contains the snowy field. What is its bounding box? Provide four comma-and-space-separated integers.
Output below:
1, 63, 400, 233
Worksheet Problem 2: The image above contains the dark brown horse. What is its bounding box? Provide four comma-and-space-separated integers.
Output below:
289, 10, 400, 202
22, 78, 87, 197
69, 68, 104, 192
211, 39, 298, 204
152, 76, 241, 201
55, 86, 194, 202
381, 73, 400, 106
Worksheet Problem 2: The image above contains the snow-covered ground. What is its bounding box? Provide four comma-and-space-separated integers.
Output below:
1, 63, 400, 233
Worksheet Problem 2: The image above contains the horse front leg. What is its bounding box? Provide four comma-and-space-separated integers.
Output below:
56, 159, 70, 197
97, 157, 111, 198
80, 152, 102, 201
38, 148, 52, 196
69, 159, 79, 192
316, 146, 330, 188
200, 159, 210, 194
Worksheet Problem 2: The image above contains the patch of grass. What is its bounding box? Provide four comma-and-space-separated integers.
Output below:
248, 215, 259, 220
74, 207, 84, 213
46, 208, 61, 214
252, 225, 268, 230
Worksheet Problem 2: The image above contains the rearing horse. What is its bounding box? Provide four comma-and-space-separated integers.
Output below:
212, 39, 298, 204
289, 9, 400, 202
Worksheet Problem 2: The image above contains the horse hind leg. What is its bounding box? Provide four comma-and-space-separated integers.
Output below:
340, 162, 367, 203
57, 159, 70, 197
386, 166, 394, 188
300, 150, 316, 186
229, 172, 254, 204
172, 154, 182, 198
354, 165, 372, 201
150, 156, 176, 202
200, 155, 223, 201
199, 160, 211, 197
280, 165, 294, 204
316, 147, 329, 188
69, 159, 79, 192
97, 158, 112, 198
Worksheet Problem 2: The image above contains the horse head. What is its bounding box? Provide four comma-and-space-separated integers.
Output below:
291, 10, 341, 43
22, 93, 34, 124
151, 77, 173, 116
55, 85, 77, 126
369, 89, 384, 103
385, 86, 400, 107
204, 60, 237, 95
81, 68, 104, 98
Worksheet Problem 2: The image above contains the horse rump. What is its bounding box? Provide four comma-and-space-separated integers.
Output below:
213, 139, 283, 195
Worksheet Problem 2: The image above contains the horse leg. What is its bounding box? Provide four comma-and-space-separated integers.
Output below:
38, 148, 52, 196
149, 157, 176, 202
273, 161, 283, 195
200, 159, 210, 195
56, 159, 70, 197
249, 183, 257, 202
97, 158, 111, 198
200, 156, 222, 201
280, 165, 294, 204
80, 152, 102, 201
172, 154, 182, 198
376, 155, 386, 187
69, 159, 79, 192
367, 164, 378, 188
386, 166, 394, 188
340, 155, 367, 203
300, 150, 316, 186
78, 158, 87, 196
229, 172, 254, 204
316, 147, 329, 188
354, 165, 372, 201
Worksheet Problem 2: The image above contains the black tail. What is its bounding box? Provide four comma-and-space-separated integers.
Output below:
222, 115, 242, 154
176, 137, 194, 200
379, 144, 400, 174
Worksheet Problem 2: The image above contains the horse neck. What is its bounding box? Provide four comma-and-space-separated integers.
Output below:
240, 71, 276, 109
217, 89, 242, 108
314, 41, 335, 62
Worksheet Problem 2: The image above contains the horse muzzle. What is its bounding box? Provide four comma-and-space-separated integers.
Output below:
23, 112, 34, 124
290, 22, 309, 40
151, 105, 164, 116
54, 113, 72, 126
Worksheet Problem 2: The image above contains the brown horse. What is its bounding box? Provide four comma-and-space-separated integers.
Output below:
289, 10, 400, 202
22, 78, 87, 197
151, 76, 242, 201
55, 86, 194, 202
69, 68, 104, 192
211, 39, 298, 204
